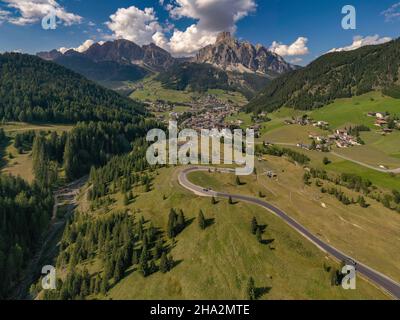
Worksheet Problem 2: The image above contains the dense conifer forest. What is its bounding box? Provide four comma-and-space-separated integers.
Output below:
0, 53, 145, 123
247, 39, 400, 113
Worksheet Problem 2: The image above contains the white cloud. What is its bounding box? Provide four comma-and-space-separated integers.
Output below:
289, 57, 303, 64
381, 2, 400, 21
166, 0, 256, 56
0, 9, 11, 24
58, 39, 96, 54
106, 1, 256, 56
328, 35, 392, 53
269, 37, 309, 56
2, 0, 82, 26
167, 24, 219, 56
106, 6, 163, 46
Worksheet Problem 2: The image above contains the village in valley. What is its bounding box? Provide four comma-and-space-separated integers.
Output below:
275, 111, 400, 152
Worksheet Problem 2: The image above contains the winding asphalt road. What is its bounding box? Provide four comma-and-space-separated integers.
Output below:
178, 166, 400, 300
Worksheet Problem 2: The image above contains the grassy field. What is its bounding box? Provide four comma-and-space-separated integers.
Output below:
0, 122, 73, 182
131, 76, 247, 106
187, 157, 400, 286
309, 92, 400, 129
0, 122, 73, 133
2, 142, 34, 182
73, 166, 389, 300
276, 145, 400, 191
249, 92, 400, 171
262, 125, 329, 145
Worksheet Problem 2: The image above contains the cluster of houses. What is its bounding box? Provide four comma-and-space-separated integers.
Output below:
181, 98, 238, 131
284, 116, 330, 129
367, 111, 400, 134
296, 129, 361, 151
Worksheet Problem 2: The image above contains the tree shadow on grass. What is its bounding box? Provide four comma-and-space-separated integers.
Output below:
260, 238, 275, 246
255, 287, 272, 300
205, 218, 215, 229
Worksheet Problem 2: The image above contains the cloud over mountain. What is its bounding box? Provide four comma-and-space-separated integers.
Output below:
328, 35, 392, 53
106, 6, 163, 46
106, 0, 257, 57
269, 37, 309, 56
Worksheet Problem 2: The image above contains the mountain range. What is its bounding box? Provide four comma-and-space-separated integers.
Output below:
37, 33, 297, 97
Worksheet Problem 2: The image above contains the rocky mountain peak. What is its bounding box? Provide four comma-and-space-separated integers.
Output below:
195, 32, 296, 75
216, 32, 235, 44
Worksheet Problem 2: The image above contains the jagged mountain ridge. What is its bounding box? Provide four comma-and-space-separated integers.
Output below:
194, 32, 297, 75
38, 39, 175, 72
37, 33, 296, 77
37, 34, 297, 98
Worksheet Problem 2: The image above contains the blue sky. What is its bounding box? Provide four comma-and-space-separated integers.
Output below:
0, 0, 399, 65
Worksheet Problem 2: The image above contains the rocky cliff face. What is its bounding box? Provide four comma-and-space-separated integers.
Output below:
195, 32, 296, 75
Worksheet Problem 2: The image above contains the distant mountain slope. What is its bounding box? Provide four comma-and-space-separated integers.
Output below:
195, 32, 297, 75
54, 54, 149, 82
246, 39, 400, 113
38, 39, 176, 73
157, 62, 271, 99
0, 53, 145, 123
156, 32, 297, 99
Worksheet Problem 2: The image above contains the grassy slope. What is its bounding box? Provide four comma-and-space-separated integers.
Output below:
255, 92, 400, 170
76, 166, 387, 300
188, 156, 400, 286
131, 76, 247, 106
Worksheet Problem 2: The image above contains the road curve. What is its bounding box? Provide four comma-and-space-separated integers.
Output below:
178, 166, 400, 300
331, 151, 400, 174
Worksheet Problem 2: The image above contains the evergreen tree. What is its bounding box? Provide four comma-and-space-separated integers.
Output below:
247, 277, 256, 300
198, 210, 206, 230
159, 252, 169, 273
101, 275, 108, 295
123, 193, 129, 206
167, 209, 177, 238
251, 217, 258, 235
256, 227, 262, 243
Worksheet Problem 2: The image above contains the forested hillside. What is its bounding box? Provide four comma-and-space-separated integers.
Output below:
0, 53, 145, 123
54, 55, 149, 83
157, 62, 271, 99
246, 39, 400, 113
0, 175, 54, 299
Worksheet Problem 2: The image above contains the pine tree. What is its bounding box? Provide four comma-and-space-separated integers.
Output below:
198, 210, 206, 230
114, 255, 125, 282
132, 250, 139, 265
251, 217, 258, 235
177, 210, 185, 232
358, 196, 368, 208
101, 274, 108, 295
159, 252, 169, 273
154, 238, 164, 260
246, 277, 256, 300
123, 193, 129, 206
236, 176, 242, 185
167, 209, 177, 238
256, 227, 262, 243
